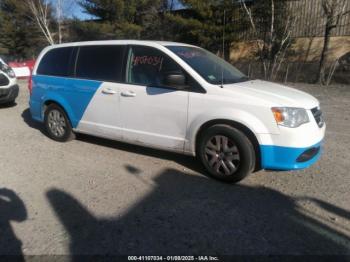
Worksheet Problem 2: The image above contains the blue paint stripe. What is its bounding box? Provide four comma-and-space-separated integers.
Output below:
260, 141, 323, 170
30, 75, 102, 128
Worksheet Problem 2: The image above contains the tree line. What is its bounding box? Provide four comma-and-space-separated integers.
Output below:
0, 0, 348, 84
0, 0, 245, 59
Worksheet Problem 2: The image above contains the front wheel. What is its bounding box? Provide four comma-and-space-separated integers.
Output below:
198, 124, 256, 183
44, 104, 75, 142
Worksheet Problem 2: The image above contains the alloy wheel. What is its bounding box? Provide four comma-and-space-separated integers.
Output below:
204, 135, 240, 176
47, 109, 67, 138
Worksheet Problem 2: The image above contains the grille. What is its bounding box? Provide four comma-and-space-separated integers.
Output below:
311, 107, 324, 128
0, 87, 9, 98
0, 73, 9, 86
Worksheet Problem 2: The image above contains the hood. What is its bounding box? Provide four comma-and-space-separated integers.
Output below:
224, 80, 319, 109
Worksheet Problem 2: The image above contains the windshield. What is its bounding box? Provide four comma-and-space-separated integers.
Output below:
166, 46, 248, 85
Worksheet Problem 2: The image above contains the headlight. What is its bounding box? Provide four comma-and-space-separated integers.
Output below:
0, 63, 16, 78
272, 107, 309, 128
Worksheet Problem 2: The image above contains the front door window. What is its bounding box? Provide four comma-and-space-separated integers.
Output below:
126, 46, 185, 89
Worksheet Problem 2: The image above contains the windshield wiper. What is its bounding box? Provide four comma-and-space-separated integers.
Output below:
216, 77, 250, 85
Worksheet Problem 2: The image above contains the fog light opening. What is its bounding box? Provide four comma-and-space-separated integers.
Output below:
296, 147, 320, 163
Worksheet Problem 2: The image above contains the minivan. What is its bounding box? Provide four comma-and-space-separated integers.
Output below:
29, 40, 325, 183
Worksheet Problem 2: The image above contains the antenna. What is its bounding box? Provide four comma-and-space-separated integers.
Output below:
221, 9, 226, 88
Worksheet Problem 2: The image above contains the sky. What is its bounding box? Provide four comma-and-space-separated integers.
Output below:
70, 1, 95, 20
70, 0, 184, 20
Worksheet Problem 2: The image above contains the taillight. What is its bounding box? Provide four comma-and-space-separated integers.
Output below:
28, 74, 33, 96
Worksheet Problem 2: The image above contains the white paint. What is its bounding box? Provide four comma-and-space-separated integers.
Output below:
77, 82, 122, 140
119, 84, 189, 151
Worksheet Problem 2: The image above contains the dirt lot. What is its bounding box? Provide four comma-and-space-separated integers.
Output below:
0, 80, 349, 256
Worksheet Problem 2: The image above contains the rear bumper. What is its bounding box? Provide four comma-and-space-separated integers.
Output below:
0, 84, 19, 103
260, 140, 323, 170
29, 99, 43, 122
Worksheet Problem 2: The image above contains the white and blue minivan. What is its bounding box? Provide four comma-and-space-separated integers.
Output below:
29, 40, 325, 183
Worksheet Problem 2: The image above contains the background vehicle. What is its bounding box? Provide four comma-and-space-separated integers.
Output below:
8, 60, 35, 79
29, 40, 325, 183
0, 59, 19, 105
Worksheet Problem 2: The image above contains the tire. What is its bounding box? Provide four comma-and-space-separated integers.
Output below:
44, 104, 75, 142
197, 124, 256, 183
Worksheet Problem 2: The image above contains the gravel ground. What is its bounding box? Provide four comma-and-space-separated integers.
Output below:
0, 80, 349, 257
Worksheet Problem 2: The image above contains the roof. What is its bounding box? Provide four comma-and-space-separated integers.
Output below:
46, 40, 195, 49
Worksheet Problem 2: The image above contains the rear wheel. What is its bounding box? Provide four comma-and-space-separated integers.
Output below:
44, 104, 75, 142
198, 124, 255, 183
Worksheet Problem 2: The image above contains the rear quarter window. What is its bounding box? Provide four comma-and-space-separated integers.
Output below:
75, 45, 125, 82
37, 47, 73, 77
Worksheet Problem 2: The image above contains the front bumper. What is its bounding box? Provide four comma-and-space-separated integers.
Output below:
258, 109, 326, 171
260, 140, 323, 170
0, 84, 19, 104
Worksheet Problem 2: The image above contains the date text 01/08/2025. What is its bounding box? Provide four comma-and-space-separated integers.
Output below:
127, 256, 220, 261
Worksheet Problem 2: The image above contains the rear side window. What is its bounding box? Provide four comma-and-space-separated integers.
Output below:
75, 45, 125, 82
37, 47, 73, 77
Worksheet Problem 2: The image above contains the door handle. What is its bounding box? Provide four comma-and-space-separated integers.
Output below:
102, 88, 117, 95
121, 91, 136, 97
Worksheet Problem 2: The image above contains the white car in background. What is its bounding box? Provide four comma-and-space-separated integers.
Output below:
0, 58, 19, 105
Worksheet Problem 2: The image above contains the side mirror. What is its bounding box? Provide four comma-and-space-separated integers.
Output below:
164, 72, 187, 89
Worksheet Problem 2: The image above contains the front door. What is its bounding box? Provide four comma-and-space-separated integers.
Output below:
119, 45, 189, 151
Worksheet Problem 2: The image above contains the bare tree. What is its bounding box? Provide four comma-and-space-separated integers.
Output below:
26, 0, 76, 45
241, 1, 267, 78
317, 0, 350, 84
26, 0, 55, 45
241, 0, 298, 81
294, 5, 324, 83
57, 0, 63, 44
56, 0, 76, 43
